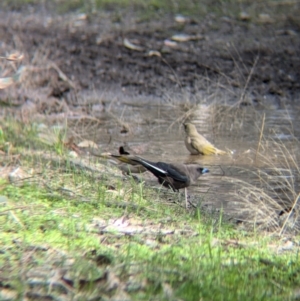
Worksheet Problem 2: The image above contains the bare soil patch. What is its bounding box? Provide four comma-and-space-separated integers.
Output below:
0, 6, 300, 108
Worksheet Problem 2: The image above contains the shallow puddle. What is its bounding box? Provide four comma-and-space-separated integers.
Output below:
66, 91, 300, 228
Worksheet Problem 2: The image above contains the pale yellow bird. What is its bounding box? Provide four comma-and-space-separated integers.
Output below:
184, 123, 226, 155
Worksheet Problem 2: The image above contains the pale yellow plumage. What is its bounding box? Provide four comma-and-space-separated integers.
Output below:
184, 123, 226, 155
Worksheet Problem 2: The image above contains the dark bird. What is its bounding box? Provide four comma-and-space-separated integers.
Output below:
111, 154, 209, 207
184, 122, 226, 155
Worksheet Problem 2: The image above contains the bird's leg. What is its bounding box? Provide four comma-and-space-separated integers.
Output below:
185, 188, 188, 209
186, 192, 197, 209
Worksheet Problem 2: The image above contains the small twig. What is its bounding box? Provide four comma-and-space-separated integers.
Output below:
218, 165, 226, 177
240, 55, 259, 102
161, 56, 182, 89
279, 192, 300, 236
106, 111, 130, 133
187, 197, 197, 209
9, 211, 25, 228
254, 113, 265, 165
233, 55, 259, 107
167, 105, 196, 131
49, 62, 76, 89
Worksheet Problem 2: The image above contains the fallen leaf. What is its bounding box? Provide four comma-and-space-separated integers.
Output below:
148, 50, 161, 57
258, 13, 273, 24
239, 12, 250, 21
171, 33, 204, 42
0, 66, 27, 89
78, 140, 98, 149
123, 38, 143, 52
164, 39, 178, 48
6, 52, 24, 61
175, 14, 187, 23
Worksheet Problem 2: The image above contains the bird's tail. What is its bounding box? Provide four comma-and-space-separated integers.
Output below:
92, 146, 136, 163
215, 148, 226, 155
91, 151, 112, 159
110, 154, 142, 166
203, 144, 226, 155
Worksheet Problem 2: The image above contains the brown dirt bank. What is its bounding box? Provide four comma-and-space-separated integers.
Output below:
0, 5, 299, 106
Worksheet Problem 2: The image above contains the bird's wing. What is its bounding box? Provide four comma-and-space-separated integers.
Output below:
112, 156, 168, 177
156, 162, 189, 183
191, 137, 222, 155
191, 136, 226, 155
189, 138, 210, 155
112, 156, 189, 183
135, 159, 189, 183
135, 159, 168, 176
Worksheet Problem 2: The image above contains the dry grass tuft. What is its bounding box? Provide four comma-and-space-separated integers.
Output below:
228, 136, 300, 234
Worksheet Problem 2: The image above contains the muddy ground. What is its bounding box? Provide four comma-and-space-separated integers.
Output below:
0, 5, 300, 111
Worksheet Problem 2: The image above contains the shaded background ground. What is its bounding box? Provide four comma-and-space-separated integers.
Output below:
0, 1, 300, 105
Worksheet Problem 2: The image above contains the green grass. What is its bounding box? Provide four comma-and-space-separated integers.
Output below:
0, 118, 299, 300
1, 184, 299, 300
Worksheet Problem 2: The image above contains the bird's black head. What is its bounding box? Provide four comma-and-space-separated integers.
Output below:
119, 146, 130, 155
198, 167, 209, 174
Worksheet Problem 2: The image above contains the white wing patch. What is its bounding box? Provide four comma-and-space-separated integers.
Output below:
138, 158, 167, 174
